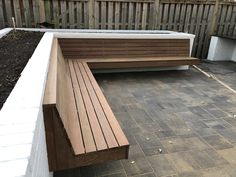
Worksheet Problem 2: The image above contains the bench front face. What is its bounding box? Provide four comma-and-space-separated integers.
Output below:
59, 38, 190, 59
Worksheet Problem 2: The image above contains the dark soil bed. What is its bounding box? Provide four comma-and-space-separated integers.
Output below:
0, 30, 44, 109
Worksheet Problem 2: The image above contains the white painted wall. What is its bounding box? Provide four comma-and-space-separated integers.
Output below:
0, 29, 54, 177
207, 36, 236, 61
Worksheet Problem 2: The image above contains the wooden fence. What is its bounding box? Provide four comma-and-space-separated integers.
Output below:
0, 0, 235, 58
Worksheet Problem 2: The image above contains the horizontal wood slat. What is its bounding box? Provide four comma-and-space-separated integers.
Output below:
59, 38, 190, 59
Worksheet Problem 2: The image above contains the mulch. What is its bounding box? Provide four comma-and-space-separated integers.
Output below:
0, 30, 44, 109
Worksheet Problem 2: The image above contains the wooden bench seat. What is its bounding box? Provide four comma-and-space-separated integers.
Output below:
78, 56, 199, 69
43, 40, 129, 171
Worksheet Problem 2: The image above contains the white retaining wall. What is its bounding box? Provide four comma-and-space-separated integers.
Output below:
0, 29, 53, 177
207, 36, 236, 61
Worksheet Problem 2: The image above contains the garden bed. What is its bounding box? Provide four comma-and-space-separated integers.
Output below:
0, 30, 44, 109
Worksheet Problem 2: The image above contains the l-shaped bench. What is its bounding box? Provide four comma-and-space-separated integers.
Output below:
43, 37, 199, 171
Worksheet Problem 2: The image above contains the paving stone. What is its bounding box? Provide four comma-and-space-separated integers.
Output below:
135, 133, 167, 156
223, 117, 236, 127
201, 165, 236, 177
166, 152, 197, 173
202, 135, 233, 150
126, 108, 154, 124
202, 104, 228, 119
156, 129, 176, 139
124, 132, 138, 145
134, 133, 162, 150
218, 147, 236, 164
186, 150, 216, 169
188, 106, 214, 120
148, 155, 176, 177
122, 157, 153, 176
80, 165, 96, 177
54, 168, 81, 177
195, 128, 217, 137
160, 137, 208, 153
100, 172, 127, 177
178, 171, 202, 177
115, 112, 139, 130
94, 161, 124, 176
203, 149, 228, 166
131, 172, 156, 177
217, 128, 236, 143
138, 123, 162, 134
203, 120, 228, 130
128, 145, 145, 159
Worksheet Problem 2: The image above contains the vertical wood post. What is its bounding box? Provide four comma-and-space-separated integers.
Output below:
0, 0, 5, 28
44, 0, 51, 22
39, 0, 46, 23
210, 0, 220, 36
153, 0, 160, 29
88, 0, 95, 29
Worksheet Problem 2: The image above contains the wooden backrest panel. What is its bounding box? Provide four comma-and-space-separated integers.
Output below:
56, 44, 85, 154
59, 38, 190, 59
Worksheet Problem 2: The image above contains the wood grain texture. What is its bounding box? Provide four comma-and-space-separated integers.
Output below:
59, 38, 190, 59
43, 42, 130, 171
56, 44, 85, 155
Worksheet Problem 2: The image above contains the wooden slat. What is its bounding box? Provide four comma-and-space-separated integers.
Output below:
43, 107, 57, 171
168, 3, 175, 30
141, 3, 148, 30
108, 2, 113, 29
173, 3, 181, 31
84, 2, 89, 28
59, 38, 190, 59
23, 0, 31, 27
69, 1, 75, 28
76, 61, 119, 148
77, 56, 198, 62
94, 0, 99, 28
101, 1, 106, 29
184, 4, 192, 32
68, 60, 96, 153
189, 4, 198, 34
61, 1, 67, 28
72, 60, 108, 151
114, 2, 120, 29
135, 2, 141, 29
0, 0, 5, 28
197, 4, 209, 58
223, 5, 232, 36
77, 56, 200, 69
128, 2, 134, 30
121, 2, 127, 29
228, 5, 236, 36
13, 0, 22, 27
56, 45, 85, 155
53, 0, 59, 28
82, 62, 129, 147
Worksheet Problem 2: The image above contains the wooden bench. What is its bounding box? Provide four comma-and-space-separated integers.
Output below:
43, 37, 199, 172
43, 39, 129, 171
59, 38, 200, 69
